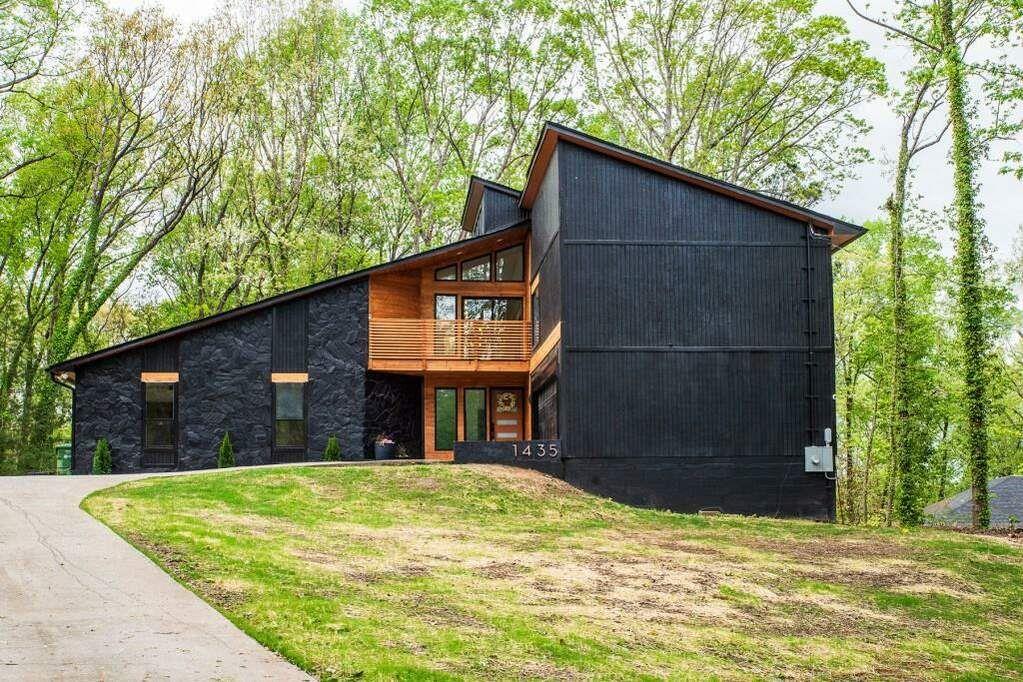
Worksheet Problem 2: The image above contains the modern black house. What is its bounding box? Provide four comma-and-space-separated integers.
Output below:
49, 123, 864, 519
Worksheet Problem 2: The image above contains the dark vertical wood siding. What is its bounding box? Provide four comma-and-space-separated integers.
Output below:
482, 188, 527, 233
272, 299, 308, 372
531, 149, 561, 345
555, 141, 836, 517
143, 340, 178, 372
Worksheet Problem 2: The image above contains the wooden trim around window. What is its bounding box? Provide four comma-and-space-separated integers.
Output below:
141, 372, 178, 383
271, 372, 309, 383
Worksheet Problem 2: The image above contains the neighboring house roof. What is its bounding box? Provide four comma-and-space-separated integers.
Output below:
924, 476, 1023, 527
518, 122, 866, 250
48, 223, 527, 376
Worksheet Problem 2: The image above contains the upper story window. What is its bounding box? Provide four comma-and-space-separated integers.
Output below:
461, 254, 491, 281
435, 264, 457, 281
462, 297, 523, 320
495, 245, 524, 281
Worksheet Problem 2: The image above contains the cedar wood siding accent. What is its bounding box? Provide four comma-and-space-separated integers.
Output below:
556, 141, 836, 519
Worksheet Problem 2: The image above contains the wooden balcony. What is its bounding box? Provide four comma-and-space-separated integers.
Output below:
369, 318, 531, 372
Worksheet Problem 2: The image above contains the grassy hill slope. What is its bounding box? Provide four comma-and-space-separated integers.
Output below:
84, 464, 1023, 680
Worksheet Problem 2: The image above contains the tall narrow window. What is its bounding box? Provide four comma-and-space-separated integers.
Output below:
461, 254, 491, 281
274, 382, 306, 450
495, 245, 524, 281
435, 388, 456, 450
464, 388, 487, 441
531, 292, 540, 347
534, 380, 558, 439
142, 382, 177, 467
144, 383, 176, 451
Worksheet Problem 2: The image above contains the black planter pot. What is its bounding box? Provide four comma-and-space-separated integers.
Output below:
374, 443, 396, 460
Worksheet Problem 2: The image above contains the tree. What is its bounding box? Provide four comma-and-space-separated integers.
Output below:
847, 0, 1023, 527
889, 59, 949, 526
218, 431, 235, 468
91, 437, 110, 474
20, 8, 236, 446
571, 0, 886, 204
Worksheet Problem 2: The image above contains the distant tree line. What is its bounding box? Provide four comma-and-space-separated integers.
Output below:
0, 0, 1020, 530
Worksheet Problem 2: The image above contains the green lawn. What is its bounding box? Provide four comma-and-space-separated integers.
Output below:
84, 464, 1023, 681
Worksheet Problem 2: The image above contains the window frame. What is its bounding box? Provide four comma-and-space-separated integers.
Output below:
435, 263, 457, 281
463, 388, 488, 442
532, 379, 559, 440
461, 296, 524, 321
494, 245, 525, 282
273, 381, 308, 453
434, 387, 457, 451
142, 381, 177, 454
434, 293, 458, 320
459, 253, 492, 282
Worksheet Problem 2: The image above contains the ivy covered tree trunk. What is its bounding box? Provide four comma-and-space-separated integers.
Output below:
889, 135, 921, 525
938, 0, 989, 528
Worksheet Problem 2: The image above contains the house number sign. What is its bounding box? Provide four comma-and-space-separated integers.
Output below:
512, 440, 561, 460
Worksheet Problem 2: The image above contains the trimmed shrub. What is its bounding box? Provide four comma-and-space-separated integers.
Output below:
92, 438, 112, 474
217, 432, 235, 468
323, 435, 341, 462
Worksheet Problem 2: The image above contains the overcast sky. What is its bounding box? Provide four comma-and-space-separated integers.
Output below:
109, 0, 1023, 258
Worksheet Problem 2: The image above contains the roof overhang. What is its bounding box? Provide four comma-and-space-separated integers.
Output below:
48, 223, 528, 378
519, 122, 866, 252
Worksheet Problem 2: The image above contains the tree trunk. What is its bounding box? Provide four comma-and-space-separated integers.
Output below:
889, 125, 920, 525
939, 0, 989, 528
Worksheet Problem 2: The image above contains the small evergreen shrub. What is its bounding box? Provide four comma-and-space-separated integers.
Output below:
217, 432, 235, 468
92, 438, 112, 474
323, 435, 341, 461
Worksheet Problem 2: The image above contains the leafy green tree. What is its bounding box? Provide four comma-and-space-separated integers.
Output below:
218, 432, 235, 468
92, 438, 111, 474
570, 0, 886, 204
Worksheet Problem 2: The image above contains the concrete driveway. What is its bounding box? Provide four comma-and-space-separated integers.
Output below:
0, 472, 311, 681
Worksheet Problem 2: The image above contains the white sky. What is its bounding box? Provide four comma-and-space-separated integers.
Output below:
109, 0, 1023, 258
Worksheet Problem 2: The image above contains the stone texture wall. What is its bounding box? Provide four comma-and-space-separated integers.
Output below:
73, 351, 143, 473
70, 277, 378, 472
364, 372, 422, 458
307, 279, 369, 460
179, 311, 273, 468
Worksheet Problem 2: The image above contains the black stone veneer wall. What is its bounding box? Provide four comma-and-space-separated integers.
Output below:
73, 351, 143, 473
308, 279, 368, 460
364, 372, 422, 458
179, 311, 273, 468
70, 278, 373, 473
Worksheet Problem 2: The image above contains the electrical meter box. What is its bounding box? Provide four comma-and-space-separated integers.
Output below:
804, 445, 834, 473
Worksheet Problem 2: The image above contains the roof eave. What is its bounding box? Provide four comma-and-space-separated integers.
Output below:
48, 222, 529, 376
520, 122, 866, 247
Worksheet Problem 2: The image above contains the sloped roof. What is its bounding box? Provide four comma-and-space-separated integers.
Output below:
48, 223, 526, 375
519, 122, 866, 251
924, 476, 1023, 527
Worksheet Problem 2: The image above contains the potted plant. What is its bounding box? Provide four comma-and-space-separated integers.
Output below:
374, 434, 396, 460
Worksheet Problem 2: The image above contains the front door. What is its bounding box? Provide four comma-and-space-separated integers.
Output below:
491, 388, 524, 441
